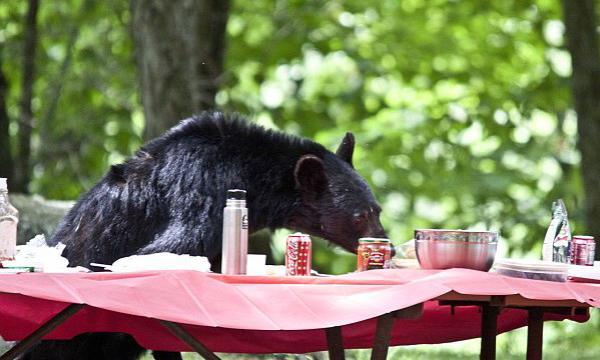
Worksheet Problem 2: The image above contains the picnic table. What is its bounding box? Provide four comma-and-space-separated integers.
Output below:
0, 268, 597, 360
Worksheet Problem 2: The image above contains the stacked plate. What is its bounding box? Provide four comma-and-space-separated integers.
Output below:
568, 263, 600, 283
494, 258, 569, 282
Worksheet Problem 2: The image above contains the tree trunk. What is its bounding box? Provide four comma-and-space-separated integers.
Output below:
0, 56, 14, 185
15, 0, 40, 193
130, 0, 230, 141
562, 0, 600, 257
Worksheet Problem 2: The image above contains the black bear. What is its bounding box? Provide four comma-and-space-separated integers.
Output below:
28, 112, 387, 360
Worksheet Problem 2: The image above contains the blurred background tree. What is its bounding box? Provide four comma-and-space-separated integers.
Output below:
1, 0, 600, 358
130, 0, 229, 140
562, 0, 600, 255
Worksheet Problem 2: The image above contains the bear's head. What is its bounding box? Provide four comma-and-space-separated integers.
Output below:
289, 132, 388, 253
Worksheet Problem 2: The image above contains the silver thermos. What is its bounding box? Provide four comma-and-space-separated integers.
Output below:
221, 189, 248, 275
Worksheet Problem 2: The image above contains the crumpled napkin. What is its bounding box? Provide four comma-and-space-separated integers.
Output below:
91, 252, 211, 273
2, 235, 76, 272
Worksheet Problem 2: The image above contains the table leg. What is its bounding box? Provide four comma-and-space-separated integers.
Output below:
526, 308, 544, 360
480, 304, 499, 360
159, 320, 220, 360
368, 304, 423, 360
0, 303, 84, 360
325, 326, 345, 360
371, 312, 395, 360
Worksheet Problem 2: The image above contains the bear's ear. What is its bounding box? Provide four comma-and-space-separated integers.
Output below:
336, 132, 354, 167
294, 155, 327, 194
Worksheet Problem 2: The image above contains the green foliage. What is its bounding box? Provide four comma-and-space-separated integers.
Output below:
0, 0, 590, 270
221, 0, 585, 272
1, 0, 600, 357
1, 0, 141, 199
0, 0, 592, 270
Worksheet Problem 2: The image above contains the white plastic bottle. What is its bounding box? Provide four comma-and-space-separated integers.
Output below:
0, 178, 19, 262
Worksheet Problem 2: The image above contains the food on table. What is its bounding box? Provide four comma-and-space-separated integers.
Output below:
356, 238, 392, 271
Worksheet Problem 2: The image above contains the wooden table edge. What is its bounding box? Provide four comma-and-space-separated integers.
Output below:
435, 291, 591, 308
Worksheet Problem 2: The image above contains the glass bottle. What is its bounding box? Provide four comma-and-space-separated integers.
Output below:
0, 178, 19, 262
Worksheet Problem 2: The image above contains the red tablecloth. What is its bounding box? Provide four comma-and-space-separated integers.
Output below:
0, 268, 597, 353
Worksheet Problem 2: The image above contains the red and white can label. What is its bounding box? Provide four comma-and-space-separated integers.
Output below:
285, 233, 312, 276
571, 235, 595, 266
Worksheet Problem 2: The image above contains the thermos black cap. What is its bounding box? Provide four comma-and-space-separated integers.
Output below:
227, 189, 246, 200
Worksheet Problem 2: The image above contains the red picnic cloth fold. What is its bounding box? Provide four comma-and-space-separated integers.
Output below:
0, 268, 596, 353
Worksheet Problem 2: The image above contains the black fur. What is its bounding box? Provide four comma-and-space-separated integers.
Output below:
30, 112, 386, 360
51, 112, 385, 266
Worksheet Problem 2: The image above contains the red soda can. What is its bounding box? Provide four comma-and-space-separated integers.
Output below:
571, 235, 595, 266
285, 233, 312, 276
